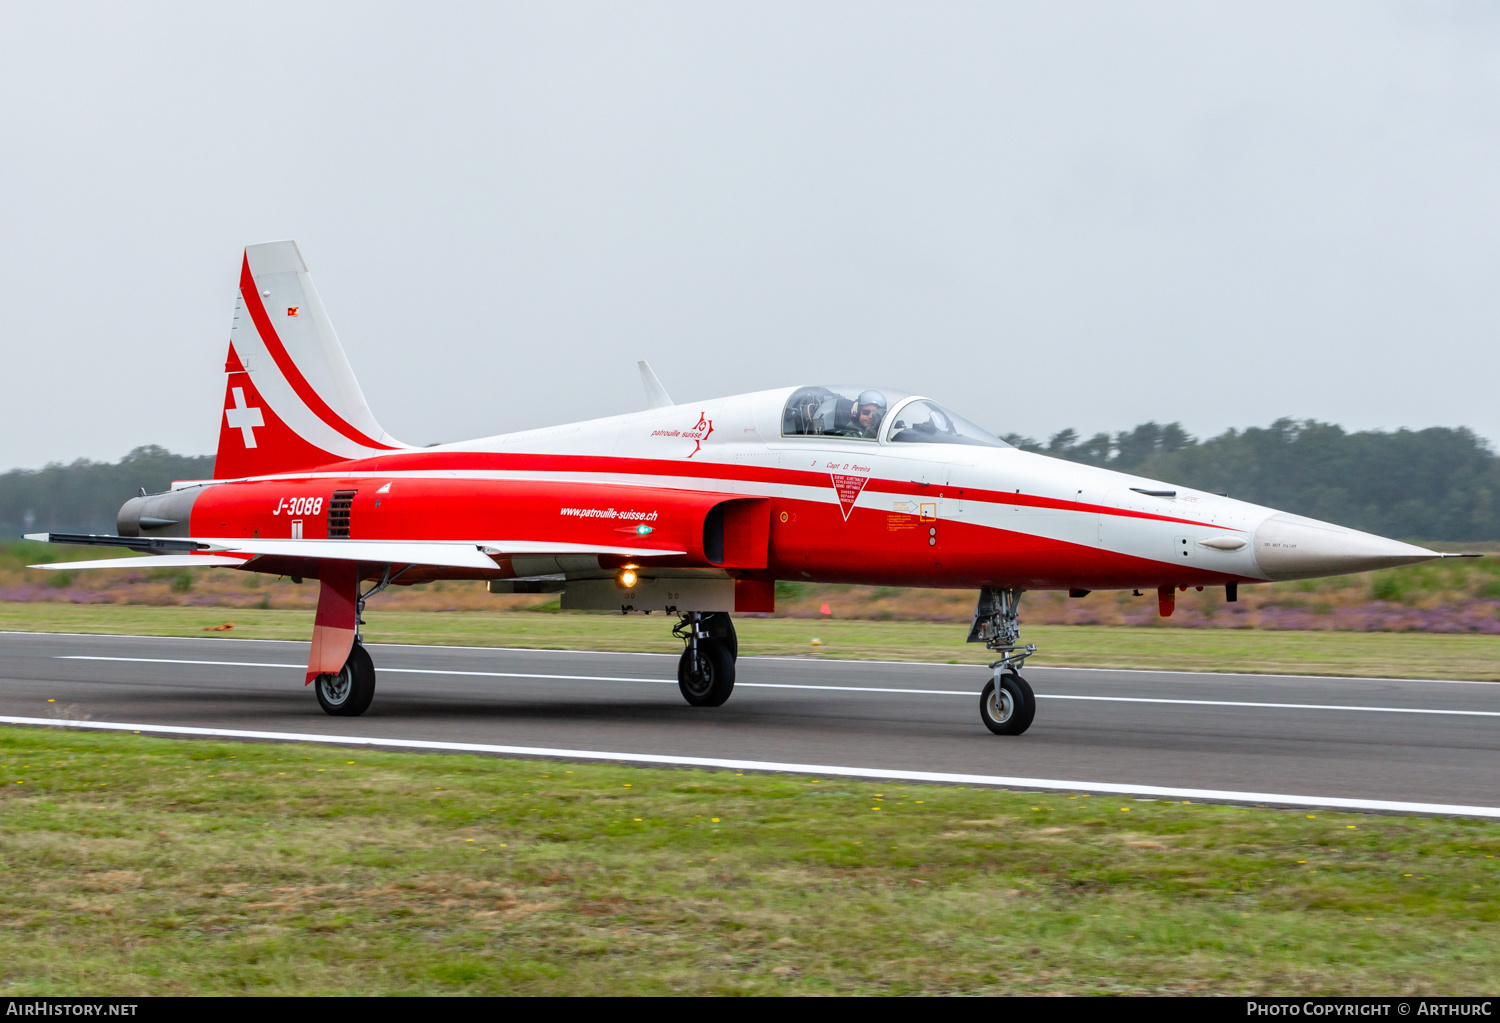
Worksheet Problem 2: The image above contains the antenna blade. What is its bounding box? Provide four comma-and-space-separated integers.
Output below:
638, 361, 673, 409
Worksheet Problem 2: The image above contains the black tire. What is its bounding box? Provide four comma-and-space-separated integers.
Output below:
315, 643, 376, 717
700, 611, 738, 661
678, 640, 736, 707
980, 672, 1035, 735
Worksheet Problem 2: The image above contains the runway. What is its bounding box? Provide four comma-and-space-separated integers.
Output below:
3, 630, 1498, 814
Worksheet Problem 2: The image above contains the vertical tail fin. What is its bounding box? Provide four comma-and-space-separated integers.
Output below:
215, 241, 405, 479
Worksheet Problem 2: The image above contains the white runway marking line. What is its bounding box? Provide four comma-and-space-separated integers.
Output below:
55, 656, 957, 695
56, 655, 1500, 718
3, 714, 1498, 820
12, 630, 1500, 687
60, 656, 673, 686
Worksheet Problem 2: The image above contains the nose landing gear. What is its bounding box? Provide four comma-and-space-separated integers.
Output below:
674, 611, 737, 707
969, 587, 1036, 735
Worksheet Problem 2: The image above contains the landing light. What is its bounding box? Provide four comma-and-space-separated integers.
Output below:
619, 570, 638, 588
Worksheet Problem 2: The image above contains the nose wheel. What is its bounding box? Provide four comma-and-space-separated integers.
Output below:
980, 672, 1035, 735
678, 642, 735, 706
674, 611, 737, 707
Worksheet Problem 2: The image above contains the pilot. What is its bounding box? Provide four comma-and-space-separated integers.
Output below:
854, 390, 887, 438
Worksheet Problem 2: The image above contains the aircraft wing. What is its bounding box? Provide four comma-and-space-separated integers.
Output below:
26, 533, 685, 571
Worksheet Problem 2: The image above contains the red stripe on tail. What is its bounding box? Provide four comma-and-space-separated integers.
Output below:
238, 255, 398, 453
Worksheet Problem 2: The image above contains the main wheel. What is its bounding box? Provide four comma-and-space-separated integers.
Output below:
980, 672, 1035, 735
699, 611, 738, 661
315, 643, 376, 717
678, 641, 736, 707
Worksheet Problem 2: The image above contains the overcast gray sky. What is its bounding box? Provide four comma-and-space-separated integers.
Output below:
2, 2, 1498, 470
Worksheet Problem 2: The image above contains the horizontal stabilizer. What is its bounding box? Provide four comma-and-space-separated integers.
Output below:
25, 532, 206, 554
30, 555, 248, 571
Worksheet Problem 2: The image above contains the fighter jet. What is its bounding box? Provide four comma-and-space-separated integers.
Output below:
28, 241, 1465, 734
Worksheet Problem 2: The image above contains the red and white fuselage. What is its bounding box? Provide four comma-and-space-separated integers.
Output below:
137, 240, 1434, 602
154, 388, 1387, 595
34, 240, 1441, 710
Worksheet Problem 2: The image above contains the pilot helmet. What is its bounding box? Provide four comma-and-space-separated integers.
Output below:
856, 390, 887, 411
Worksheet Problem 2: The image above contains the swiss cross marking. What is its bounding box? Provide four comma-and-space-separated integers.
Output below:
225, 387, 264, 449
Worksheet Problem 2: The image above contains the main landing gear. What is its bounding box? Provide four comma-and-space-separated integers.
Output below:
312, 566, 402, 718
969, 587, 1036, 735
315, 642, 376, 716
674, 611, 738, 707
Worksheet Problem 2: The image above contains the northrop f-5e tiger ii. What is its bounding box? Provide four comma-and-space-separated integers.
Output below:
28, 241, 1466, 733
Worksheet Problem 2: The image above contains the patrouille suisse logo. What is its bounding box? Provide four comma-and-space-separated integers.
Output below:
649, 413, 714, 458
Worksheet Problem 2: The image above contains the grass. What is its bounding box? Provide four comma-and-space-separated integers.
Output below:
1, 727, 1497, 995
3, 602, 1499, 680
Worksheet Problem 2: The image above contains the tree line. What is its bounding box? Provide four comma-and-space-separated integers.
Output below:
1002, 419, 1500, 542
0, 446, 214, 537
3, 420, 1498, 541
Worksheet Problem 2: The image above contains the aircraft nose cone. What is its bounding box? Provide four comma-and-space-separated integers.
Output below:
1252, 512, 1437, 581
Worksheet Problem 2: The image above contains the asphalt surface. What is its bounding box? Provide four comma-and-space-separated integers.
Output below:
2, 630, 1498, 810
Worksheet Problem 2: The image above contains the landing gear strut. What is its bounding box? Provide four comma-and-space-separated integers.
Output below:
673, 611, 737, 707
968, 587, 1036, 735
313, 565, 403, 718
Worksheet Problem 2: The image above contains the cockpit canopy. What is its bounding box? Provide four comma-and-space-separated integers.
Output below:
781, 385, 1009, 447
782, 385, 908, 440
